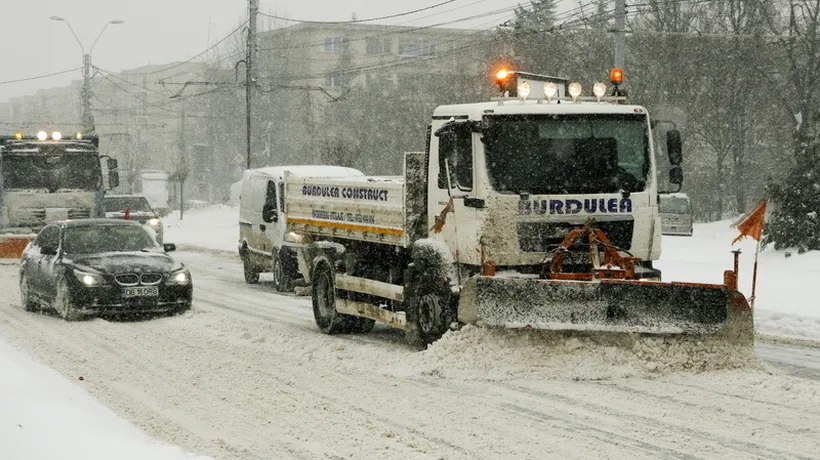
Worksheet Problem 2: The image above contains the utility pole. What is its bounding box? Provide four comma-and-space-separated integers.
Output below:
50, 16, 123, 134
614, 0, 626, 69
246, 0, 259, 170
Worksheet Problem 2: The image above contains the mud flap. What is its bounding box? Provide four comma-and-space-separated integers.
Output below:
0, 235, 32, 258
458, 276, 753, 344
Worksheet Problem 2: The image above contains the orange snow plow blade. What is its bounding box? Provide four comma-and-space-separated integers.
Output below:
458, 277, 754, 344
0, 235, 32, 258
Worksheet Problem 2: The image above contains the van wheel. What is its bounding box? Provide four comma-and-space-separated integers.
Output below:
242, 254, 259, 284
272, 250, 292, 292
312, 261, 352, 334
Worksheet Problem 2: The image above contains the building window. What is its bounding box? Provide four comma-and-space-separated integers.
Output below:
398, 39, 440, 57
324, 36, 344, 53
325, 71, 344, 88
366, 37, 392, 54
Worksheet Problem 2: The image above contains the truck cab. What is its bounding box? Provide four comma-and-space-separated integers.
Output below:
0, 131, 119, 257
424, 77, 677, 279
238, 166, 363, 291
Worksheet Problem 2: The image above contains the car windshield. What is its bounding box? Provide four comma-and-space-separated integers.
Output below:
1, 147, 102, 191
660, 196, 691, 214
105, 197, 153, 212
63, 225, 158, 254
483, 113, 650, 195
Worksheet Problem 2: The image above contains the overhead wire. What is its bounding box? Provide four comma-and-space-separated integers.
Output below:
0, 68, 82, 85
259, 0, 457, 24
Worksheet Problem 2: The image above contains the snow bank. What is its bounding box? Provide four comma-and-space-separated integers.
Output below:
0, 339, 211, 460
162, 205, 238, 254
387, 325, 759, 381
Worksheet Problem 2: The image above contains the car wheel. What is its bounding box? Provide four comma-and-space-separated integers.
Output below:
20, 275, 38, 312
242, 254, 259, 284
272, 250, 292, 293
54, 277, 83, 321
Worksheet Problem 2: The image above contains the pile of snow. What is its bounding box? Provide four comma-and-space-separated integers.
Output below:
162, 205, 239, 254
0, 339, 211, 460
388, 325, 759, 381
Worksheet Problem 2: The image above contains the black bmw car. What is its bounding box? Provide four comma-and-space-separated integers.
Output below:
19, 219, 192, 320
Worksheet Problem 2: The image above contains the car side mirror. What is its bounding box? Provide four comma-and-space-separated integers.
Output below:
41, 246, 58, 256
262, 203, 278, 223
109, 171, 120, 189
163, 243, 176, 252
666, 129, 682, 166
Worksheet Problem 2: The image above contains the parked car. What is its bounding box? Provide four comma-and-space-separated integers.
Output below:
104, 194, 165, 243
238, 165, 364, 291
19, 219, 192, 320
659, 193, 694, 237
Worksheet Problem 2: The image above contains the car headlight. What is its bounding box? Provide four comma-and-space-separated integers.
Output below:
147, 218, 161, 227
73, 270, 104, 286
167, 269, 191, 285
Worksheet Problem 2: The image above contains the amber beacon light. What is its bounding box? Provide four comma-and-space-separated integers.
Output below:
610, 67, 624, 85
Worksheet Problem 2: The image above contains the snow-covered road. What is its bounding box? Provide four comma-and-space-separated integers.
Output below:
2, 252, 820, 459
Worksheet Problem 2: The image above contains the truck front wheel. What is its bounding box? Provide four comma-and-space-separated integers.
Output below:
405, 272, 454, 349
312, 261, 352, 334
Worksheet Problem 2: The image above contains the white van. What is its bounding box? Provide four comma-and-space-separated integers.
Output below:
659, 192, 694, 236
238, 165, 364, 291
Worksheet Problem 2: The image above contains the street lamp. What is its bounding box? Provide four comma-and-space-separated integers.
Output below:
50, 16, 124, 133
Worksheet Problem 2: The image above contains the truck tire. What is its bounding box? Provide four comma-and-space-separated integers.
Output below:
311, 260, 352, 334
242, 253, 259, 284
404, 270, 454, 349
272, 249, 292, 292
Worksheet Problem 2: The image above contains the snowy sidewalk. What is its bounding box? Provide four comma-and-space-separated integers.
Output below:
0, 339, 211, 460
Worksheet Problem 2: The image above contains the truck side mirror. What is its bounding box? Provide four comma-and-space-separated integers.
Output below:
109, 171, 120, 189
107, 158, 119, 170
262, 203, 278, 223
666, 129, 682, 166
669, 166, 683, 190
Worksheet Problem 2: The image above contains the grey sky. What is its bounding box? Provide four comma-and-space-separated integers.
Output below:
1, 0, 579, 104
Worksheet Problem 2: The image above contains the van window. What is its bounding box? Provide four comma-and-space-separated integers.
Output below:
659, 197, 691, 214
266, 181, 278, 211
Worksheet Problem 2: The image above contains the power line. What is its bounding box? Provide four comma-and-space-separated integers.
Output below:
259, 0, 457, 24
122, 20, 249, 77
0, 68, 82, 85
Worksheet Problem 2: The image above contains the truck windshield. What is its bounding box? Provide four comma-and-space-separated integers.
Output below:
660, 197, 691, 214
483, 113, 650, 195
1, 147, 102, 191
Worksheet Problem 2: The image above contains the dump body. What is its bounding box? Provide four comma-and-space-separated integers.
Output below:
284, 174, 408, 247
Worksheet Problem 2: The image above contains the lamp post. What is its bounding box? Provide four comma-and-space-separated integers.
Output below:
50, 16, 124, 134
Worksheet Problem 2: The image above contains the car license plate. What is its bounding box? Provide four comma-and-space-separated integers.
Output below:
122, 286, 159, 298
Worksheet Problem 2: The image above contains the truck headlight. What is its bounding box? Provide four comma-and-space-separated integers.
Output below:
147, 218, 161, 227
167, 269, 191, 285
285, 231, 306, 244
74, 270, 104, 286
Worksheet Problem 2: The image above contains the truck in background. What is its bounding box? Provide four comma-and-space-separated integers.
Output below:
659, 192, 693, 236
0, 131, 120, 257
238, 166, 364, 292
281, 68, 753, 349
134, 170, 170, 216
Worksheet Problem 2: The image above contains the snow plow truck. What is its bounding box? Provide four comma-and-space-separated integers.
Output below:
0, 131, 119, 258
281, 69, 754, 349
